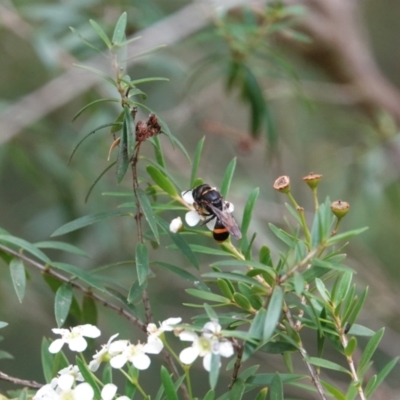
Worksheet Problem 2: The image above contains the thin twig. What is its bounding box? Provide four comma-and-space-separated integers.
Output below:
283, 304, 327, 400
0, 370, 42, 389
228, 339, 243, 389
0, 243, 147, 332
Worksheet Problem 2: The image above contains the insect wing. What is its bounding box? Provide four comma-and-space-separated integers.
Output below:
207, 203, 242, 239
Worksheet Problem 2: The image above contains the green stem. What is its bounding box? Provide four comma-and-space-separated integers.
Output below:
183, 366, 193, 399
312, 188, 319, 212
287, 192, 311, 248
119, 368, 149, 399
163, 338, 181, 365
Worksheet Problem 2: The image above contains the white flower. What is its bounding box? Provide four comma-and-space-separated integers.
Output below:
58, 365, 83, 382
145, 317, 182, 354
169, 216, 183, 233
48, 324, 101, 354
109, 342, 151, 370
33, 375, 94, 400
89, 334, 119, 372
179, 321, 234, 371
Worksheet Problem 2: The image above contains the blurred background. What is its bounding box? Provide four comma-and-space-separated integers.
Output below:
0, 0, 400, 398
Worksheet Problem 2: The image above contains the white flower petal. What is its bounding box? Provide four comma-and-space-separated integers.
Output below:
206, 218, 216, 231
162, 317, 182, 330
117, 397, 131, 400
219, 341, 234, 358
101, 383, 117, 400
52, 328, 68, 336
179, 346, 200, 365
88, 359, 100, 372
110, 354, 128, 369
185, 210, 201, 226
225, 201, 234, 212
169, 217, 183, 233
144, 336, 163, 354
48, 338, 65, 354
203, 353, 212, 372
147, 323, 158, 335
109, 340, 129, 355
182, 190, 194, 205
74, 382, 94, 400
179, 331, 198, 342
80, 324, 101, 338
132, 353, 151, 370
33, 384, 58, 400
107, 333, 119, 344
68, 336, 88, 352
203, 321, 221, 336
57, 374, 74, 391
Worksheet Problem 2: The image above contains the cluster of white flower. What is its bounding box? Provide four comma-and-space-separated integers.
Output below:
34, 318, 234, 399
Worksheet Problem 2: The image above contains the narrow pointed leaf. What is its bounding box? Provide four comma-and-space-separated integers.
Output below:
72, 98, 119, 122
186, 289, 230, 303
270, 373, 283, 400
89, 19, 112, 48
358, 328, 384, 373
241, 187, 259, 241
156, 217, 199, 269
135, 243, 149, 286
35, 241, 89, 257
85, 161, 117, 203
220, 157, 236, 198
204, 390, 215, 400
263, 286, 283, 341
55, 283, 73, 328
112, 12, 127, 45
41, 338, 53, 383
51, 210, 131, 236
0, 235, 50, 263
76, 357, 101, 399
203, 272, 266, 290
326, 227, 369, 245
124, 106, 136, 158
69, 27, 106, 56
10, 258, 26, 303
116, 118, 129, 183
160, 366, 178, 400
128, 279, 148, 303
190, 137, 205, 187
74, 64, 116, 86
146, 165, 177, 196
307, 357, 350, 374
209, 353, 220, 389
365, 357, 398, 398
137, 188, 159, 243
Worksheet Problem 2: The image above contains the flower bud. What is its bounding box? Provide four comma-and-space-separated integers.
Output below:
330, 200, 350, 219
273, 175, 290, 193
169, 217, 183, 233
303, 172, 322, 189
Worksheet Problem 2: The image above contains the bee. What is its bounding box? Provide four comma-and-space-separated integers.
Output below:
190, 184, 242, 242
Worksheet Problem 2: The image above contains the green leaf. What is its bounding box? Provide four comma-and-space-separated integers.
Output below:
254, 388, 268, 400
128, 279, 147, 303
263, 286, 283, 341
234, 292, 253, 311
259, 245, 272, 266
217, 279, 234, 301
156, 217, 199, 269
241, 187, 259, 245
35, 241, 89, 258
259, 341, 298, 354
202, 272, 266, 290
89, 19, 112, 48
10, 258, 26, 303
248, 373, 304, 385
347, 287, 368, 326
269, 223, 296, 248
69, 27, 106, 57
69, 123, 120, 164
0, 350, 13, 360
124, 106, 136, 159
331, 271, 352, 306
41, 338, 53, 383
204, 303, 219, 320
55, 283, 73, 328
18, 388, 28, 400
249, 308, 267, 340
154, 261, 208, 291
116, 117, 129, 183
160, 366, 178, 400
307, 357, 350, 374
72, 98, 119, 122
186, 289, 230, 304
311, 198, 333, 248
315, 278, 330, 303
135, 243, 149, 286
76, 357, 101, 399
51, 210, 130, 237
85, 161, 117, 203
358, 328, 384, 373
150, 135, 165, 168
220, 158, 237, 198
204, 389, 215, 400
82, 296, 97, 326
74, 64, 116, 87
0, 235, 50, 264
190, 136, 205, 187
209, 353, 220, 389
365, 357, 398, 398
210, 259, 275, 277
326, 227, 368, 245
112, 12, 127, 45
137, 188, 160, 243
270, 373, 283, 400
102, 363, 112, 385
321, 380, 346, 400
143, 156, 182, 192
344, 336, 357, 357
347, 324, 374, 337
146, 165, 177, 196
